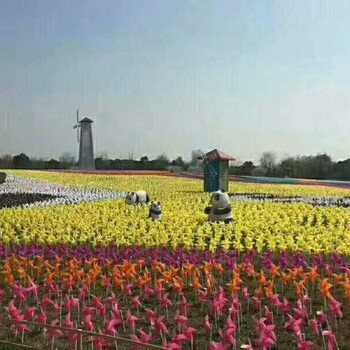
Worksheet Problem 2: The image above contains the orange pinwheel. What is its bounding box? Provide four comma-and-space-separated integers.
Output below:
294, 280, 307, 299
192, 277, 203, 293
320, 279, 333, 300
270, 264, 281, 279
138, 273, 152, 288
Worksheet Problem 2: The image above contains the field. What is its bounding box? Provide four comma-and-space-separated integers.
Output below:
1, 171, 350, 349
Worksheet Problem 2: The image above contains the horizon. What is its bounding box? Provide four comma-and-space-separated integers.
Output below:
1, 1, 350, 163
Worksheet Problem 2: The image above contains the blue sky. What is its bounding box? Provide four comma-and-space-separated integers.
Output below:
1, 0, 350, 162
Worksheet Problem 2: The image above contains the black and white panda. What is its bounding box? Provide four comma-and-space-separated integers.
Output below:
125, 190, 151, 205
148, 201, 162, 221
204, 189, 233, 224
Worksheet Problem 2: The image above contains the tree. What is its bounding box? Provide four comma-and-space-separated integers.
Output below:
155, 153, 170, 170
46, 159, 60, 169
241, 161, 255, 175
59, 152, 76, 168
260, 152, 277, 176
0, 154, 13, 169
95, 152, 108, 160
13, 153, 32, 169
190, 149, 203, 166
140, 156, 149, 163
172, 156, 185, 168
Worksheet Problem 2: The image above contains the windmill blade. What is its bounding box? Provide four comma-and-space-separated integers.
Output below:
77, 109, 79, 124
77, 127, 80, 143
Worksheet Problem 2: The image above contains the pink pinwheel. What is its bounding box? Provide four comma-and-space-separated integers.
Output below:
84, 314, 94, 332
322, 330, 338, 350
297, 340, 317, 350
132, 296, 142, 314
225, 316, 237, 337
124, 284, 134, 296
205, 314, 212, 332
146, 308, 158, 327
254, 317, 277, 350
105, 316, 122, 336
154, 316, 169, 338
184, 327, 197, 350
173, 333, 188, 347
111, 301, 121, 318
160, 293, 173, 308
25, 282, 39, 301
65, 296, 80, 312
46, 283, 56, 295
179, 297, 191, 316
24, 307, 37, 322
14, 314, 30, 342
210, 341, 228, 350
137, 330, 153, 344
199, 290, 210, 310
160, 293, 173, 319
219, 328, 236, 347
163, 341, 181, 350
92, 295, 106, 315
12, 284, 28, 304
175, 312, 188, 332
241, 339, 254, 349
64, 312, 74, 329
156, 286, 165, 299
293, 301, 308, 323
37, 309, 48, 325
126, 310, 139, 334
144, 287, 156, 300
329, 298, 343, 319
264, 306, 274, 324
254, 318, 268, 333
48, 320, 64, 344
67, 329, 79, 348
310, 318, 320, 336
302, 294, 312, 313
204, 315, 213, 341
105, 291, 118, 306
316, 311, 329, 329
83, 305, 96, 316
258, 334, 276, 350
284, 315, 303, 341
252, 297, 261, 312
78, 286, 89, 300
242, 287, 250, 301
41, 297, 54, 309
88, 335, 109, 350
278, 298, 291, 315
6, 301, 21, 320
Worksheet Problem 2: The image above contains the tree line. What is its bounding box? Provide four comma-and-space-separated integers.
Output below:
0, 150, 349, 181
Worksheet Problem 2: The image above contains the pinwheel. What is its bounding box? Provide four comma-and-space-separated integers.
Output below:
130, 329, 153, 345
48, 320, 64, 350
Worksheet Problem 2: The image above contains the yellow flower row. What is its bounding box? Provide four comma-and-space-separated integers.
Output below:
0, 170, 350, 254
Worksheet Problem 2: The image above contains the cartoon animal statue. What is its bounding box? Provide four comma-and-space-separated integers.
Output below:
125, 190, 151, 205
204, 189, 233, 224
149, 201, 162, 221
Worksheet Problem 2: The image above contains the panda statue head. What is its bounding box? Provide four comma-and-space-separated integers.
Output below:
209, 189, 231, 208
125, 192, 137, 205
149, 201, 162, 221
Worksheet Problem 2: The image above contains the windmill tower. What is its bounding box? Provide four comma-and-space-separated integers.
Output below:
73, 110, 95, 170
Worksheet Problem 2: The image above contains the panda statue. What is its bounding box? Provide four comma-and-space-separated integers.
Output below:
125, 190, 151, 205
149, 201, 162, 221
204, 189, 233, 224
